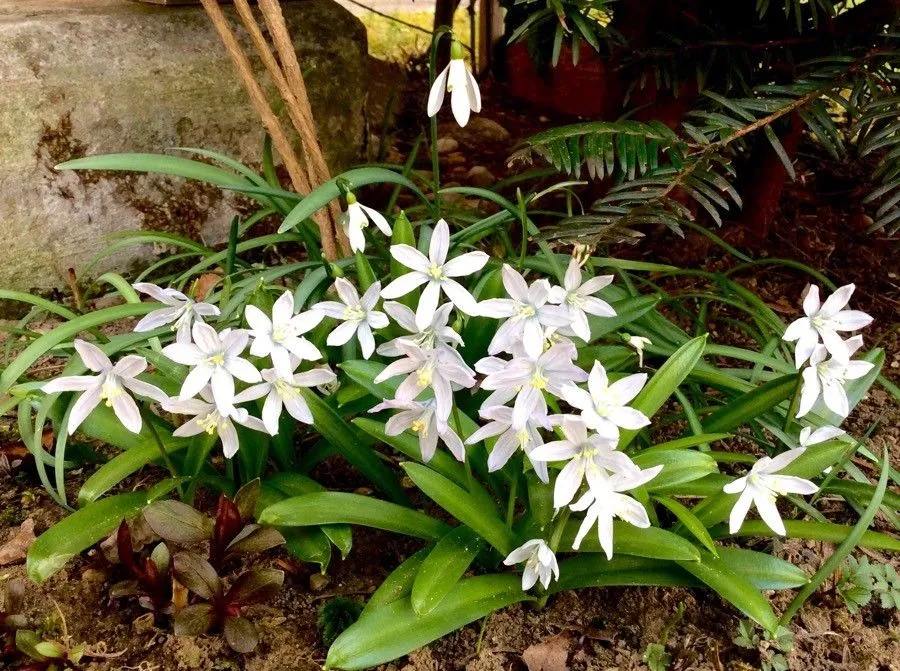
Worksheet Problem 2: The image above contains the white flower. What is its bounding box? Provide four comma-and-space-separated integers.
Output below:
478, 264, 571, 358
311, 278, 389, 359
370, 398, 465, 462
374, 341, 476, 431
381, 220, 488, 329
132, 283, 220, 344
570, 466, 664, 558
426, 40, 481, 128
162, 322, 261, 411
245, 291, 323, 379
723, 448, 818, 535
797, 336, 874, 418
163, 387, 266, 459
798, 425, 845, 449
503, 539, 559, 591
783, 283, 873, 367
624, 334, 652, 368
547, 258, 615, 341
377, 301, 463, 357
479, 343, 587, 429
530, 417, 640, 508
42, 339, 167, 434
563, 361, 650, 440
341, 192, 392, 253
466, 405, 556, 482
233, 365, 336, 435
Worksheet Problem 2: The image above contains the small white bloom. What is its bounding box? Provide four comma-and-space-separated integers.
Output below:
42, 339, 167, 434
162, 322, 261, 412
624, 334, 652, 368
341, 192, 392, 253
426, 40, 481, 127
479, 343, 587, 429
245, 291, 323, 379
724, 448, 818, 535
132, 283, 220, 344
311, 278, 389, 359
374, 340, 476, 431
503, 539, 559, 591
371, 398, 466, 462
797, 336, 874, 418
563, 361, 650, 440
466, 405, 557, 482
478, 264, 571, 358
381, 220, 488, 329
163, 387, 266, 459
570, 466, 663, 558
797, 425, 845, 449
783, 283, 873, 367
547, 258, 615, 341
530, 417, 640, 508
377, 301, 463, 357
233, 365, 336, 435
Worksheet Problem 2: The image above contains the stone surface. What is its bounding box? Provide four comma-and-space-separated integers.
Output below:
435, 137, 459, 154
0, 0, 367, 293
466, 165, 496, 188
447, 116, 511, 147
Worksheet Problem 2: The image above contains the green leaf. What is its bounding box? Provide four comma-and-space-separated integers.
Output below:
56, 153, 251, 189
654, 495, 718, 556
339, 360, 398, 400
27, 490, 168, 583
549, 555, 698, 593
363, 548, 430, 616
401, 462, 514, 555
619, 335, 707, 448
278, 168, 425, 233
703, 374, 798, 433
713, 520, 900, 552
258, 492, 448, 541
300, 390, 407, 505
326, 574, 530, 670
714, 547, 808, 590
588, 295, 661, 339
678, 552, 779, 632
411, 526, 484, 616
633, 450, 719, 490
559, 522, 701, 561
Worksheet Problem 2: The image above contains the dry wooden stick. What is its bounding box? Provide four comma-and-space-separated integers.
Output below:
256, 0, 350, 254
198, 0, 342, 260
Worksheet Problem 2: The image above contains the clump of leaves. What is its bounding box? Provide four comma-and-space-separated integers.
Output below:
837, 556, 900, 614
317, 597, 364, 647
104, 480, 286, 652
734, 620, 793, 671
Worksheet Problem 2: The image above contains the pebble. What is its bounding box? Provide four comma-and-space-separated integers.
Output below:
435, 137, 459, 153
309, 573, 331, 592
466, 165, 496, 188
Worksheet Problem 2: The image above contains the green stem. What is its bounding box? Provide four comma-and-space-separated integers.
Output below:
505, 473, 519, 528
535, 509, 571, 609
140, 407, 184, 500
783, 374, 803, 434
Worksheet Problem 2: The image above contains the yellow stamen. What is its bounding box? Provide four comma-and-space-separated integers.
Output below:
274, 378, 299, 400
207, 352, 225, 367
197, 412, 222, 435
344, 305, 366, 321
531, 369, 548, 390
411, 419, 427, 434
427, 264, 445, 281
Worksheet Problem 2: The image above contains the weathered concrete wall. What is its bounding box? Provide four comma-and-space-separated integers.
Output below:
0, 0, 367, 292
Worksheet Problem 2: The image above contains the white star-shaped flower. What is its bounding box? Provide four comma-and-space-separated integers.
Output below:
426, 40, 481, 127
233, 364, 336, 436
377, 301, 463, 357
370, 398, 466, 462
466, 405, 558, 482
311, 278, 389, 359
163, 387, 266, 459
341, 192, 392, 253
381, 220, 488, 329
797, 336, 874, 418
42, 340, 166, 434
132, 283, 220, 343
723, 448, 818, 535
783, 283, 872, 367
503, 539, 559, 591
245, 290, 323, 379
563, 361, 650, 440
547, 258, 616, 341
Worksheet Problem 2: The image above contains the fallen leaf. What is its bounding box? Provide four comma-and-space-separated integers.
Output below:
0, 518, 36, 566
522, 633, 571, 671
193, 273, 222, 301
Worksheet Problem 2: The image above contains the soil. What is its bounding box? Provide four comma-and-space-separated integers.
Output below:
1, 71, 899, 671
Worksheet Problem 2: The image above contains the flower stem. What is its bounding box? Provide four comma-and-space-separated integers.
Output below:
140, 406, 184, 501
505, 473, 519, 528
783, 374, 802, 434
535, 509, 571, 609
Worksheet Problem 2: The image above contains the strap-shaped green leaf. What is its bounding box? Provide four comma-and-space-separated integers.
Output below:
326, 574, 530, 670
619, 335, 708, 448
714, 547, 808, 590
402, 463, 513, 555
339, 360, 399, 401
714, 519, 900, 552
549, 555, 698, 593
363, 548, 431, 616
678, 552, 779, 633
704, 374, 798, 433
654, 495, 718, 556
588, 295, 661, 340
411, 526, 484, 616
633, 450, 719, 490
258, 492, 448, 542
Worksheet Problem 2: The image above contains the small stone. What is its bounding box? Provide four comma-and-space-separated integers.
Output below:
466, 166, 496, 188
444, 152, 466, 165
464, 117, 511, 142
539, 115, 549, 122
310, 573, 331, 592
435, 137, 459, 153
81, 568, 107, 584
